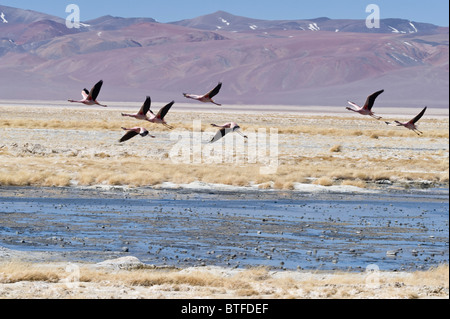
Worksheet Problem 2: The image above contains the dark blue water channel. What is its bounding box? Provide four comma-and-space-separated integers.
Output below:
0, 187, 448, 271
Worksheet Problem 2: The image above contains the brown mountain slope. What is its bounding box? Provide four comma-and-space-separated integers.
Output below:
0, 7, 448, 107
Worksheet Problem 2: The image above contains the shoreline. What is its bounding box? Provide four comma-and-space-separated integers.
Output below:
1, 100, 449, 118
0, 181, 448, 199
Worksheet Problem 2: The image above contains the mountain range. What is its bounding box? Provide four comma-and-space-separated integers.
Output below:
0, 5, 448, 108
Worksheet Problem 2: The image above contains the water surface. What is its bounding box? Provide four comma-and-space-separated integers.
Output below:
0, 186, 448, 271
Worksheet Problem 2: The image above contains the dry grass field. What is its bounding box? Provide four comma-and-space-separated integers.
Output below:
0, 256, 448, 299
0, 102, 448, 190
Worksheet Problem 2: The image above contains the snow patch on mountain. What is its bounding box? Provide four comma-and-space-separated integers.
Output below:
220, 17, 230, 26
409, 22, 418, 33
1, 12, 8, 23
308, 23, 320, 31
389, 26, 402, 33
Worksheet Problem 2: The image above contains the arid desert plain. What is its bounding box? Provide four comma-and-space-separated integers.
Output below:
0, 100, 448, 299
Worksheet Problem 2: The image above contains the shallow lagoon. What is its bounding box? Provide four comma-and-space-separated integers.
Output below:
0, 186, 448, 271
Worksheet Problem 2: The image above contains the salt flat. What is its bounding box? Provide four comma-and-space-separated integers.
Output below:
0, 102, 448, 190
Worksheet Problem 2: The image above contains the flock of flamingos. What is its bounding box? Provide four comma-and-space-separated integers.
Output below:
67, 80, 428, 143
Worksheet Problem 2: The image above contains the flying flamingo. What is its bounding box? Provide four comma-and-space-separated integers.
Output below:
346, 89, 384, 119
386, 106, 427, 135
121, 96, 152, 120
147, 100, 175, 129
183, 82, 223, 106
68, 80, 107, 107
121, 97, 174, 129
119, 127, 155, 143
210, 122, 248, 143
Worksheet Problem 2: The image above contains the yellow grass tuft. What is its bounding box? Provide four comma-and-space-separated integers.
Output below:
0, 261, 447, 299
341, 179, 367, 188
314, 176, 334, 186
0, 262, 61, 283
43, 174, 72, 187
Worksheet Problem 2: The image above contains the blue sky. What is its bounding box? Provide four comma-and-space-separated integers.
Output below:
1, 0, 448, 26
